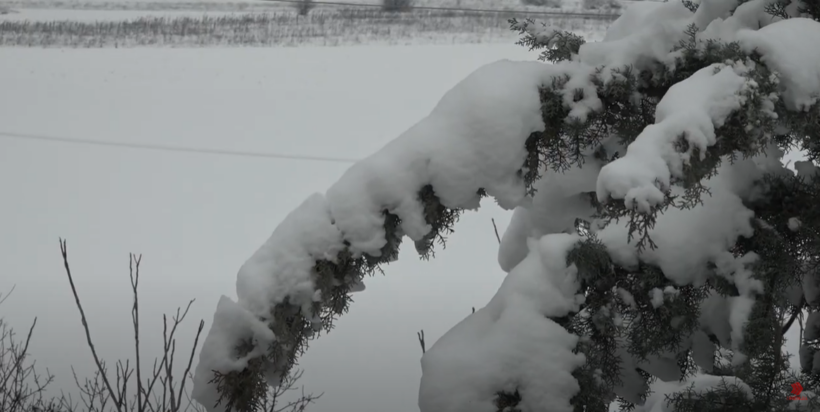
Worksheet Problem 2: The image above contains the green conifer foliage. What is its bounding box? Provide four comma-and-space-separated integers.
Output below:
510, 2, 820, 410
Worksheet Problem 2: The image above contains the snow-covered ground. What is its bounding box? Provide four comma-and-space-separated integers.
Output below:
0, 43, 559, 412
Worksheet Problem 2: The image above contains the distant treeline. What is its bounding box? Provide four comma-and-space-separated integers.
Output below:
0, 10, 605, 48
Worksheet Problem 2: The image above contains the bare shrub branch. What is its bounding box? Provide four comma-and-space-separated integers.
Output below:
43, 239, 318, 412
0, 288, 70, 412
417, 330, 426, 355
60, 238, 123, 411
491, 218, 501, 244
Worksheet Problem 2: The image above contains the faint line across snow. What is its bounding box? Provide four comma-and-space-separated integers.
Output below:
0, 131, 359, 164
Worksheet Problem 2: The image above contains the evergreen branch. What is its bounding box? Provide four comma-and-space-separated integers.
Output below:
782, 302, 804, 336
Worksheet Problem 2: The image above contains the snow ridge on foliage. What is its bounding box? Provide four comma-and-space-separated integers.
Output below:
419, 234, 586, 412
194, 0, 820, 410
595, 61, 756, 213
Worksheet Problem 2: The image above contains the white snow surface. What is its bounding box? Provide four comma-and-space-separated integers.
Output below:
498, 157, 603, 272
737, 17, 820, 110
192, 297, 277, 412
325, 60, 555, 254
789, 217, 803, 231
578, 0, 692, 70
650, 288, 664, 308
595, 62, 755, 213
598, 149, 778, 288
419, 234, 586, 412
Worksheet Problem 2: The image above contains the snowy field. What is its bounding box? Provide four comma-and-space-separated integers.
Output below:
0, 43, 558, 412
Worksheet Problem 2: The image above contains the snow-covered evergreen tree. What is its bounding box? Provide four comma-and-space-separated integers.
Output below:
191, 1, 820, 411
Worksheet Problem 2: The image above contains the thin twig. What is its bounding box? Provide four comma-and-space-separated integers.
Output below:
0, 284, 16, 306
59, 238, 123, 412
800, 310, 806, 343
176, 319, 205, 411
0, 317, 38, 412
131, 254, 145, 412
0, 318, 36, 390
782, 301, 804, 335
491, 218, 501, 244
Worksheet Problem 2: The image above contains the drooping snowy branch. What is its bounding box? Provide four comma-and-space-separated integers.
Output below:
192, 59, 600, 412
194, 0, 820, 410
